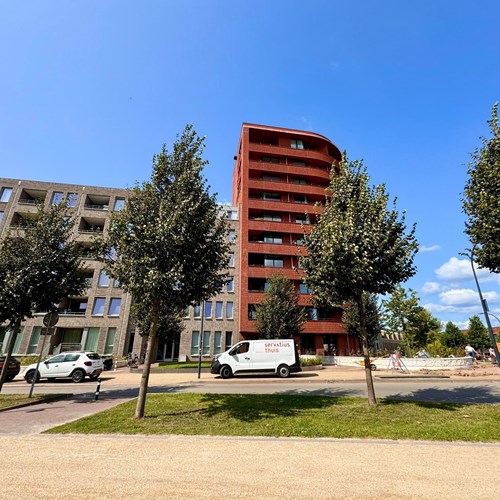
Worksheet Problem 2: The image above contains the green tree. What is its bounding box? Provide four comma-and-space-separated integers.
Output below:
342, 294, 382, 351
466, 315, 490, 351
463, 103, 500, 272
301, 156, 418, 406
442, 322, 466, 349
103, 125, 229, 418
0, 204, 86, 391
255, 274, 306, 339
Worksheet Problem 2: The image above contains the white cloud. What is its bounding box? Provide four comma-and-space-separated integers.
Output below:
434, 257, 499, 283
419, 244, 440, 253
439, 288, 479, 307
454, 321, 470, 330
421, 281, 442, 294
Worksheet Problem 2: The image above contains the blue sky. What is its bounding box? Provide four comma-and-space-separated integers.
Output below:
1, 0, 499, 329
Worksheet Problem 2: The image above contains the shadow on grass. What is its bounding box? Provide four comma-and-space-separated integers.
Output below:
382, 384, 500, 406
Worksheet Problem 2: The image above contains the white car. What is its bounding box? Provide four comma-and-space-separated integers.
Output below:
23, 351, 103, 383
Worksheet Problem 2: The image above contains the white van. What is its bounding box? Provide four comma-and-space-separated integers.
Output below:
211, 339, 301, 379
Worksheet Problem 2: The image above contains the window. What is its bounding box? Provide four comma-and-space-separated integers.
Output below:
299, 283, 313, 294
113, 279, 120, 287
261, 156, 279, 163
85, 327, 100, 351
0, 211, 3, 222
203, 331, 210, 356
225, 331, 233, 351
226, 277, 234, 292
248, 304, 256, 319
191, 331, 200, 356
27, 327, 42, 355
291, 160, 307, 167
293, 177, 307, 184
306, 307, 319, 321
295, 214, 309, 224
264, 255, 284, 268
0, 187, 12, 202
226, 210, 238, 220
114, 198, 125, 211
205, 301, 212, 319
226, 301, 233, 319
262, 175, 280, 182
263, 213, 281, 222
98, 270, 110, 287
108, 298, 122, 316
47, 354, 65, 364
92, 297, 106, 316
294, 195, 308, 204
194, 304, 201, 318
51, 192, 64, 205
264, 234, 282, 244
104, 327, 116, 355
262, 192, 281, 201
67, 193, 78, 207
214, 331, 222, 355
229, 253, 235, 267
291, 139, 304, 149
12, 327, 24, 354
183, 308, 190, 318
215, 301, 223, 319
228, 230, 236, 243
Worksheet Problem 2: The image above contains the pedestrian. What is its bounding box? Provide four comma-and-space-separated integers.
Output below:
489, 347, 497, 363
465, 344, 478, 364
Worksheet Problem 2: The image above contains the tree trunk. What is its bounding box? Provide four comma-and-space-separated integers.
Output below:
0, 318, 22, 393
135, 299, 160, 419
357, 296, 377, 406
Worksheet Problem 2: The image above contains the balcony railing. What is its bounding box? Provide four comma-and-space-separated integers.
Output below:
18, 199, 39, 205
84, 204, 109, 211
59, 309, 86, 316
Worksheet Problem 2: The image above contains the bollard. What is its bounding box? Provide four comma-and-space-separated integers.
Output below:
94, 377, 102, 401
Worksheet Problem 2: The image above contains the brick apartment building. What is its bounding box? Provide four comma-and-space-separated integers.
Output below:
0, 177, 239, 362
232, 123, 359, 355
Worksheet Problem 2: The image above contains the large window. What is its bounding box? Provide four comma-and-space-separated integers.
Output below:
299, 283, 313, 294
214, 331, 222, 355
98, 270, 110, 287
0, 211, 4, 222
67, 193, 78, 207
108, 298, 122, 316
264, 255, 284, 268
264, 233, 282, 244
92, 297, 106, 316
294, 195, 308, 204
194, 304, 201, 318
113, 198, 125, 211
104, 327, 116, 355
262, 192, 281, 201
295, 214, 309, 224
85, 327, 100, 352
51, 192, 64, 205
215, 301, 223, 319
291, 139, 304, 150
0, 187, 12, 202
203, 331, 210, 356
228, 230, 236, 243
205, 301, 212, 319
226, 277, 234, 292
261, 156, 279, 164
226, 302, 233, 319
27, 327, 42, 355
229, 253, 235, 267
191, 331, 200, 356
263, 213, 281, 222
13, 327, 24, 354
225, 331, 233, 351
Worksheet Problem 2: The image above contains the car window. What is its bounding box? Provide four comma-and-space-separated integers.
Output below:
64, 354, 80, 362
86, 353, 101, 360
47, 354, 65, 364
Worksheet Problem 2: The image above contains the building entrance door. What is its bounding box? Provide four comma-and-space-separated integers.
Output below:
156, 339, 179, 361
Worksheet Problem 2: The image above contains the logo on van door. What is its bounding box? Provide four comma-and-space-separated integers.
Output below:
264, 341, 291, 353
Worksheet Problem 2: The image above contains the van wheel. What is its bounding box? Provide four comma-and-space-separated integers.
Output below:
277, 364, 290, 378
220, 365, 232, 379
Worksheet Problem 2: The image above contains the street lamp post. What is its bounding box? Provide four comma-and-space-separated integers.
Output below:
467, 249, 500, 369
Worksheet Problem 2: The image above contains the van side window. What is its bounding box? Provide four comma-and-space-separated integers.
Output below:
230, 342, 249, 355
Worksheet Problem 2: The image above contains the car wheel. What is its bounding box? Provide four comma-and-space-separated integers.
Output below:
6, 375, 14, 382
370, 363, 377, 371
220, 365, 232, 379
71, 369, 86, 383
277, 364, 290, 378
25, 370, 40, 384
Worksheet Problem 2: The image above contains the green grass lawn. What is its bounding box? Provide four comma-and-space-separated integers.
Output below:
0, 394, 57, 410
46, 393, 500, 442
157, 362, 211, 369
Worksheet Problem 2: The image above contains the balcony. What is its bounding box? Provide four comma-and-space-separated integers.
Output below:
84, 194, 110, 211
78, 216, 105, 234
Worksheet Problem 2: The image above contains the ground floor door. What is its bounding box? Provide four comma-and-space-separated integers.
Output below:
156, 338, 179, 362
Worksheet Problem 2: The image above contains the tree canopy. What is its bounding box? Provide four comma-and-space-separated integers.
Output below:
442, 322, 466, 349
103, 125, 230, 418
301, 155, 418, 405
255, 274, 306, 339
0, 203, 86, 390
466, 315, 490, 351
463, 103, 500, 273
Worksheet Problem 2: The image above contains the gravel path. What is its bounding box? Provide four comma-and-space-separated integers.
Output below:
2, 434, 498, 499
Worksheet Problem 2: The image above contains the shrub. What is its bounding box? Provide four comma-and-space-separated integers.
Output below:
300, 356, 322, 367
19, 355, 40, 366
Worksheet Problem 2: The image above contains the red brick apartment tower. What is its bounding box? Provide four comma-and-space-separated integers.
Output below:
232, 123, 360, 356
